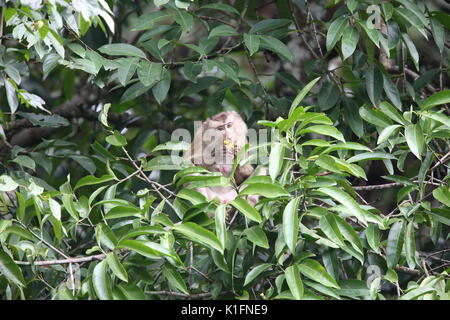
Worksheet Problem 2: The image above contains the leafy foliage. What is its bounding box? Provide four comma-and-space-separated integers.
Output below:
0, 0, 449, 300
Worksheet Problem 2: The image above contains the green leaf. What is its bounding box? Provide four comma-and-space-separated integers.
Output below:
269, 142, 284, 181
318, 187, 367, 225
174, 10, 194, 32
404, 124, 424, 160
17, 112, 70, 129
201, 3, 240, 15
106, 253, 128, 282
239, 183, 289, 198
283, 197, 301, 253
243, 34, 260, 56
421, 111, 450, 128
0, 250, 26, 287
0, 175, 18, 192
341, 26, 359, 60
215, 204, 227, 249
3, 226, 35, 241
259, 35, 294, 62
104, 205, 142, 219
365, 224, 381, 254
137, 61, 163, 87
174, 222, 223, 253
377, 124, 401, 144
405, 221, 417, 269
359, 105, 392, 127
420, 90, 450, 110
298, 125, 345, 142
379, 101, 406, 124
347, 151, 396, 163
326, 16, 348, 51
433, 187, 450, 207
116, 239, 160, 258
5, 78, 18, 114
285, 265, 304, 300
12, 155, 35, 171
401, 33, 419, 71
74, 174, 115, 190
289, 77, 321, 116
386, 220, 405, 269
229, 197, 262, 223
244, 226, 269, 249
365, 66, 383, 106
120, 82, 153, 103
244, 263, 272, 286
162, 265, 188, 294
209, 25, 239, 38
98, 43, 146, 59
383, 75, 402, 110
249, 19, 292, 34
298, 259, 340, 289
106, 130, 127, 147
92, 260, 113, 300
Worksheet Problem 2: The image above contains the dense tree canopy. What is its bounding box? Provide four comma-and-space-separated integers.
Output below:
0, 0, 449, 300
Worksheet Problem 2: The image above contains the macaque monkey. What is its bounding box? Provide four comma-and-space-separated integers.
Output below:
187, 111, 260, 205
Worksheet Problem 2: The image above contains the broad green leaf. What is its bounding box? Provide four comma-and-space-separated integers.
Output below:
433, 187, 450, 207
379, 101, 406, 124
209, 25, 239, 38
200, 3, 240, 15
269, 142, 284, 181
319, 213, 346, 247
386, 220, 405, 269
244, 226, 269, 249
298, 259, 340, 289
405, 221, 416, 269
383, 75, 402, 110
283, 197, 301, 253
365, 224, 381, 254
326, 16, 348, 51
289, 77, 321, 116
359, 105, 392, 127
401, 33, 419, 70
12, 155, 35, 171
162, 265, 188, 294
341, 26, 359, 60
239, 183, 289, 198
92, 260, 113, 300
244, 263, 272, 286
347, 152, 396, 163
0, 250, 26, 287
174, 222, 223, 253
259, 35, 294, 62
377, 124, 401, 144
421, 111, 450, 128
421, 90, 450, 110
404, 124, 424, 159
98, 43, 146, 59
243, 33, 260, 56
229, 197, 262, 223
318, 187, 367, 225
74, 174, 115, 190
174, 10, 193, 32
365, 66, 383, 106
17, 112, 69, 128
215, 204, 227, 249
106, 253, 128, 282
249, 19, 292, 34
285, 265, 304, 300
298, 125, 345, 142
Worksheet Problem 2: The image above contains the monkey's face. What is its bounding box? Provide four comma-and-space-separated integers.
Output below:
193, 111, 248, 176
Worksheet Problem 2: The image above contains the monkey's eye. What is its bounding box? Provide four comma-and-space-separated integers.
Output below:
217, 125, 225, 131
226, 123, 232, 128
